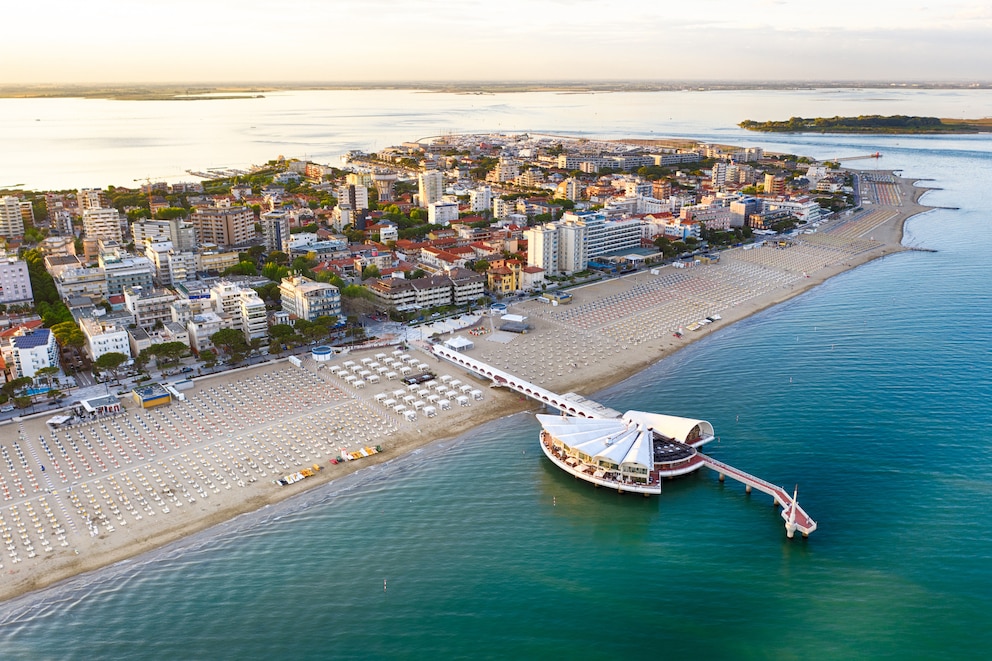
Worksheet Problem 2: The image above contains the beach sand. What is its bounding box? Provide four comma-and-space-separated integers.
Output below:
0, 171, 933, 603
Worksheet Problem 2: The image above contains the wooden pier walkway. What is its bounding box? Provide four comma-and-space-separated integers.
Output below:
700, 453, 817, 538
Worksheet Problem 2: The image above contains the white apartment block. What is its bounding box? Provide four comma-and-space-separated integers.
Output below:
186, 312, 225, 354
418, 170, 444, 207
0, 255, 33, 304
239, 289, 268, 342
0, 196, 26, 238
79, 317, 132, 361
76, 188, 109, 211
208, 280, 267, 342
428, 202, 459, 227
470, 186, 492, 213
82, 207, 124, 243
55, 267, 109, 301
279, 275, 341, 322
524, 223, 560, 276
493, 197, 513, 220
260, 210, 291, 253
6, 328, 60, 379
124, 287, 177, 330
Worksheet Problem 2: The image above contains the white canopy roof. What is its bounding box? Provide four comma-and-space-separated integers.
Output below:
537, 414, 654, 471
623, 410, 714, 444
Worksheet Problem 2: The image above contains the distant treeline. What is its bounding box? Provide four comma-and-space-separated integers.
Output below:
739, 115, 984, 134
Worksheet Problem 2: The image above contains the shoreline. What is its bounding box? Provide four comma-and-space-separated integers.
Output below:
0, 170, 937, 606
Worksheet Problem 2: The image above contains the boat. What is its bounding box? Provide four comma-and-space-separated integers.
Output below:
330, 445, 383, 464
274, 463, 322, 486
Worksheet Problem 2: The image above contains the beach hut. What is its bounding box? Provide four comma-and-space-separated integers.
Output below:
440, 375, 453, 383
403, 395, 416, 404
449, 379, 462, 389
456, 395, 469, 407
459, 384, 473, 394
361, 357, 373, 365
427, 394, 440, 403
375, 353, 387, 361
385, 371, 398, 380
367, 374, 381, 384
382, 398, 397, 408
392, 389, 406, 399
424, 406, 437, 418
417, 388, 430, 398
393, 404, 407, 414
374, 393, 387, 402
470, 389, 483, 401
400, 366, 412, 375
403, 410, 417, 422
413, 400, 425, 410
416, 362, 429, 371
439, 399, 451, 410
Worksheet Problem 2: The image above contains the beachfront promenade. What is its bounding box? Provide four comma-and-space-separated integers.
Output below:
428, 343, 816, 538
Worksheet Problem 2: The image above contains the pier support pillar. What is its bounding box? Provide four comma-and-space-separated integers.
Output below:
718, 473, 725, 483
745, 484, 751, 494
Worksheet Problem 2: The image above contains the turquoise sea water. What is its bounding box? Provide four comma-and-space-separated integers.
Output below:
1, 93, 991, 658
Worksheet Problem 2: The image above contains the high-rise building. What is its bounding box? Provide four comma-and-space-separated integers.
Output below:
279, 274, 341, 322
428, 202, 459, 227
6, 328, 59, 379
0, 254, 33, 304
82, 207, 124, 243
0, 196, 25, 238
260, 210, 290, 253
764, 173, 787, 196
337, 184, 369, 211
76, 188, 109, 212
190, 206, 255, 247
524, 223, 559, 276
418, 170, 444, 207
470, 186, 492, 213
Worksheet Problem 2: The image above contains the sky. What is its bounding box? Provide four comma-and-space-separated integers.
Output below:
3, 0, 991, 84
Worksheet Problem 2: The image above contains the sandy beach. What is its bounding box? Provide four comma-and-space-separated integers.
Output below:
0, 171, 933, 603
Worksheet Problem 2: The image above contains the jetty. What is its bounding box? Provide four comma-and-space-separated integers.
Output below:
426, 342, 817, 539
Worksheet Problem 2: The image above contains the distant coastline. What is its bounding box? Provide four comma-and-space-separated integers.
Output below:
740, 115, 992, 134
2, 81, 992, 101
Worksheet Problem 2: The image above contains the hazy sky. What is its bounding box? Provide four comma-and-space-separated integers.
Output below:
4, 0, 990, 84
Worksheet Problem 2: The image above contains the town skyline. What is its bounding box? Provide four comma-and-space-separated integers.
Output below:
3, 0, 991, 85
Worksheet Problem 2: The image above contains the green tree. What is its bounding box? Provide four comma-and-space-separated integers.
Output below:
210, 328, 248, 361
361, 264, 380, 281
94, 352, 129, 385
199, 349, 218, 367
153, 207, 187, 220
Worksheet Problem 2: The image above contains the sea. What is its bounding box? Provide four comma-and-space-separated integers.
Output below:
1, 89, 991, 659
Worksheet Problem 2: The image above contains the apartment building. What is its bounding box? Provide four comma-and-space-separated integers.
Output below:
279, 274, 341, 322
0, 255, 33, 305
191, 206, 254, 247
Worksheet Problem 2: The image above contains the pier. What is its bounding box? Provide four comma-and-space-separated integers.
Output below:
426, 342, 816, 538
700, 454, 817, 538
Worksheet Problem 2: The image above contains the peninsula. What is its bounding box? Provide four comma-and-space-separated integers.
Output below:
0, 130, 939, 604
739, 115, 992, 134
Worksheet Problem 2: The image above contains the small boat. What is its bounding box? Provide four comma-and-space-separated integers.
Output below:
274, 464, 322, 486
